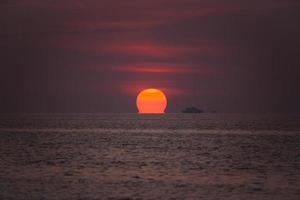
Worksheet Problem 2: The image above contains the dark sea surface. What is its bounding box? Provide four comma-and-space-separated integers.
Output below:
0, 114, 300, 200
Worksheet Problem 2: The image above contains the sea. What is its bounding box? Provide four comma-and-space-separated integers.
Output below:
0, 113, 299, 200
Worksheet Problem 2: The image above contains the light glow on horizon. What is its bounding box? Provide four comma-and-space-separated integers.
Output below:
136, 88, 167, 114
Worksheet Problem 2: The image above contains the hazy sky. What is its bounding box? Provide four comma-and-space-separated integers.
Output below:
0, 0, 299, 113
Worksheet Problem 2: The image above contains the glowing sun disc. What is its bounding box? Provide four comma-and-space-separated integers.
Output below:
136, 88, 167, 114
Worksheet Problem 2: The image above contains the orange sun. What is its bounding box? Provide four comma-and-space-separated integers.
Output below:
136, 88, 167, 114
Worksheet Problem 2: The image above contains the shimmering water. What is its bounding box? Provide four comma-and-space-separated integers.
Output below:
0, 114, 300, 200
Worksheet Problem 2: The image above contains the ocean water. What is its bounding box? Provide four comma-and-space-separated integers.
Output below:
0, 114, 299, 200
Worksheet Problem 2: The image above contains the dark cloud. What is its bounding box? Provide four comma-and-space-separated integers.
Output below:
0, 0, 299, 113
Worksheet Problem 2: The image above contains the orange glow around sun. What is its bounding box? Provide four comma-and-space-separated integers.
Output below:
136, 88, 167, 114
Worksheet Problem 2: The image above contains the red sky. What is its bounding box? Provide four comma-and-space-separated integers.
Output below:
0, 0, 300, 113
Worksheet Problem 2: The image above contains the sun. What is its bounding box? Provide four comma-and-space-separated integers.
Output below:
136, 88, 167, 114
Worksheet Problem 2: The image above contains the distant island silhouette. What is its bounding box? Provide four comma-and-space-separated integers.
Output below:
181, 107, 204, 113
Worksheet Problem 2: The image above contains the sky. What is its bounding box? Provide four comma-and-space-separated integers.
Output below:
0, 0, 300, 113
